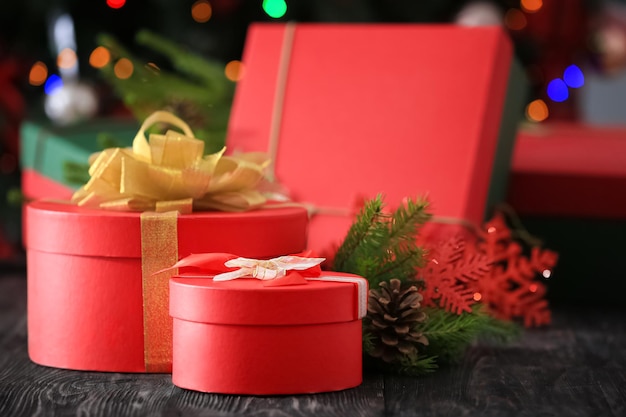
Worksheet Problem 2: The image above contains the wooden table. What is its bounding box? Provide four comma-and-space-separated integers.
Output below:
1, 271, 625, 417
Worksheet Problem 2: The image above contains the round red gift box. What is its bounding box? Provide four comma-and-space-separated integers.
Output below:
169, 273, 365, 395
25, 200, 308, 373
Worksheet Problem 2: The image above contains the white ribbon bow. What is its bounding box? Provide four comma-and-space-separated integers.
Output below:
213, 255, 326, 281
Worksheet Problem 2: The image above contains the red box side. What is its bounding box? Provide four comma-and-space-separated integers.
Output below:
228, 24, 514, 253
507, 123, 626, 219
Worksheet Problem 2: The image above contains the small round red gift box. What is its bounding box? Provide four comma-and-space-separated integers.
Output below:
169, 273, 367, 395
25, 200, 308, 373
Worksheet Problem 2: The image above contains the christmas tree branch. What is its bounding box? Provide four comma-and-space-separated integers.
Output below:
421, 304, 520, 363
135, 30, 229, 95
333, 195, 385, 272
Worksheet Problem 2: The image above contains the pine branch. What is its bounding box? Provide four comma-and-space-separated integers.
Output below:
388, 197, 431, 243
333, 195, 384, 272
97, 133, 124, 150
397, 354, 439, 376
421, 304, 520, 363
367, 244, 426, 286
362, 328, 375, 356
334, 195, 431, 287
63, 161, 91, 186
136, 30, 229, 95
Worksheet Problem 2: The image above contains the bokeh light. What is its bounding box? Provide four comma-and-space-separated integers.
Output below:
44, 74, 63, 95
262, 0, 287, 18
520, 0, 543, 13
542, 269, 552, 279
106, 0, 126, 9
473, 292, 482, 302
526, 99, 549, 122
224, 60, 245, 81
89, 46, 111, 68
29, 61, 48, 86
192, 0, 212, 23
529, 284, 538, 293
563, 64, 584, 88
504, 8, 527, 30
114, 58, 134, 79
57, 48, 77, 70
547, 78, 569, 102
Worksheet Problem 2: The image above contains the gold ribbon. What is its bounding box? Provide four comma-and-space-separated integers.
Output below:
140, 211, 178, 373
71, 110, 269, 213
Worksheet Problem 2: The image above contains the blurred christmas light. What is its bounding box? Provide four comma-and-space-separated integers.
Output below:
520, 0, 542, 13
106, 0, 126, 9
262, 0, 287, 18
529, 284, 538, 293
563, 64, 584, 88
89, 46, 111, 68
504, 8, 527, 30
44, 74, 63, 95
542, 269, 552, 279
526, 99, 549, 122
547, 78, 569, 102
29, 61, 48, 86
473, 292, 482, 302
455, 2, 503, 27
224, 60, 245, 81
114, 58, 134, 79
45, 83, 98, 125
192, 0, 212, 23
57, 48, 78, 70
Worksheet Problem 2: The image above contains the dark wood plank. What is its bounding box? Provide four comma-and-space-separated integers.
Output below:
0, 274, 386, 417
3, 272, 626, 416
383, 309, 626, 417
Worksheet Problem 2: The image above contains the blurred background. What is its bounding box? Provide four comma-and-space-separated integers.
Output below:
1, 0, 626, 272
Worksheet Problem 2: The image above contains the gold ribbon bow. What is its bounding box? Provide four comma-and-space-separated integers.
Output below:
71, 111, 269, 213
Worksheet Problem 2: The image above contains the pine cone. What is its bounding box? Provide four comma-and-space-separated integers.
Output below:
367, 279, 428, 363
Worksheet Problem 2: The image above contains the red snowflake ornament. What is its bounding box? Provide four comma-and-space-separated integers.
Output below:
420, 235, 491, 315
476, 214, 558, 327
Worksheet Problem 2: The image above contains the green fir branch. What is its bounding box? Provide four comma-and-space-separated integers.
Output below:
389, 198, 431, 243
135, 30, 229, 95
63, 161, 91, 186
421, 304, 520, 364
397, 354, 439, 376
97, 133, 124, 150
333, 195, 384, 272
333, 195, 431, 286
362, 328, 375, 356
95, 31, 233, 152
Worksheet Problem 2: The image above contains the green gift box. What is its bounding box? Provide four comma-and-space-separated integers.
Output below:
20, 119, 138, 200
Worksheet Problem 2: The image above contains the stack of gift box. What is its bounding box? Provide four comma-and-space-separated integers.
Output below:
20, 23, 588, 394
507, 122, 626, 305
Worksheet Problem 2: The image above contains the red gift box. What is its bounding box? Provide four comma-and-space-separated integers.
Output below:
170, 271, 367, 395
227, 23, 524, 253
507, 122, 626, 219
26, 201, 308, 373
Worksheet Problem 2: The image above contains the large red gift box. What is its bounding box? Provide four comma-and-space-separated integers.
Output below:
507, 122, 626, 219
227, 23, 525, 253
26, 201, 308, 373
170, 272, 367, 395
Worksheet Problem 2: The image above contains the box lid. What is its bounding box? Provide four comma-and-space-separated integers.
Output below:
170, 272, 365, 325
508, 123, 626, 218
226, 23, 523, 252
25, 200, 308, 258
